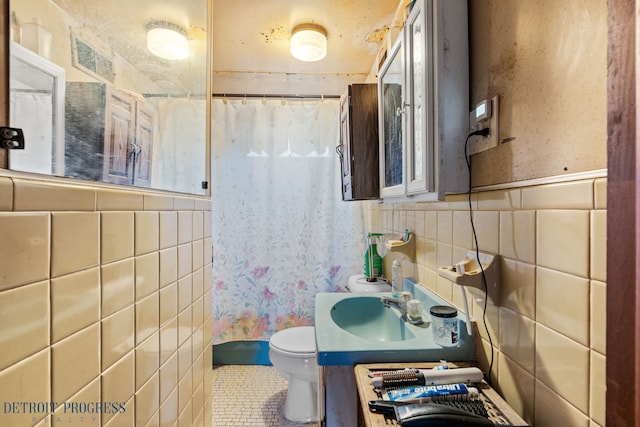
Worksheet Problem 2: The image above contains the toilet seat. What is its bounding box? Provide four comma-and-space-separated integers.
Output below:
269, 326, 316, 355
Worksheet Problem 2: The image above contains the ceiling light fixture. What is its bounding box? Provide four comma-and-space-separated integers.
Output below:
146, 22, 189, 60
290, 23, 327, 62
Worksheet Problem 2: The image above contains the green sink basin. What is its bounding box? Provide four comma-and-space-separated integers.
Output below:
330, 296, 416, 342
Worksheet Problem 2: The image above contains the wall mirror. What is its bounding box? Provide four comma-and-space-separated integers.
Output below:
8, 0, 209, 195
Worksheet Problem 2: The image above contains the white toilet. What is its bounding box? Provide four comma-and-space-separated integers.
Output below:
268, 325, 320, 423
268, 275, 390, 422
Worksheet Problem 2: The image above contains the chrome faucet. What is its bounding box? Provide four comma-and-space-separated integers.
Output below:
380, 292, 423, 324
380, 295, 407, 314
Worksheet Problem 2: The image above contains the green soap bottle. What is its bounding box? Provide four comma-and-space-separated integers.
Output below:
364, 233, 383, 280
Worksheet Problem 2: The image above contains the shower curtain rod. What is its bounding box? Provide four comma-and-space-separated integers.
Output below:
143, 93, 207, 99
211, 93, 340, 100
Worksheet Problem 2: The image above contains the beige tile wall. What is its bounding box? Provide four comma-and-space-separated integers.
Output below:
0, 176, 213, 427
364, 176, 607, 427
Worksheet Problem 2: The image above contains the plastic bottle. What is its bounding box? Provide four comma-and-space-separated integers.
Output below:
391, 259, 403, 297
10, 12, 20, 43
430, 305, 459, 347
21, 18, 52, 59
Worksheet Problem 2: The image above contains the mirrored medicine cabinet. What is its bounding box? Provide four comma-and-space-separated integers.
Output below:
7, 0, 210, 195
378, 0, 469, 201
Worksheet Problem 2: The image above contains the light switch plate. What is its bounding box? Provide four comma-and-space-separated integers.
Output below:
467, 95, 499, 155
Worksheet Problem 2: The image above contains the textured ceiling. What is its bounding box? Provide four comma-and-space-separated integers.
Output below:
211, 0, 402, 96
48, 0, 402, 96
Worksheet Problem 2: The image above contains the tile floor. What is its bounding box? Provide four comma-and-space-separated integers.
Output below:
212, 365, 321, 427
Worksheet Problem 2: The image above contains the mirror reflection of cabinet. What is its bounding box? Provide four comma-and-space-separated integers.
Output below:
65, 82, 154, 187
9, 42, 65, 175
378, 0, 468, 201
339, 84, 379, 201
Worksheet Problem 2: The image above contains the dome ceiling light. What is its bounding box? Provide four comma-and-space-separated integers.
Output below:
146, 22, 189, 60
290, 23, 327, 62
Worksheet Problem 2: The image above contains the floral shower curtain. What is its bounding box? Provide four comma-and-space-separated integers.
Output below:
211, 98, 365, 343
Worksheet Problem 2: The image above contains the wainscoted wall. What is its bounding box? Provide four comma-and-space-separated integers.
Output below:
364, 175, 607, 427
0, 175, 213, 427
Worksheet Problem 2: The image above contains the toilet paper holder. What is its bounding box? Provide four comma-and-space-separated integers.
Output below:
438, 251, 500, 304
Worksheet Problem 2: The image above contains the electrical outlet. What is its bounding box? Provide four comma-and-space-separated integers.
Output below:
467, 95, 499, 155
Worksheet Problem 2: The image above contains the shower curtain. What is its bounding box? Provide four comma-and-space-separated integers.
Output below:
211, 98, 365, 343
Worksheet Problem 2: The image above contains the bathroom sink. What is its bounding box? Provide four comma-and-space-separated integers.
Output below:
314, 279, 477, 366
330, 296, 416, 342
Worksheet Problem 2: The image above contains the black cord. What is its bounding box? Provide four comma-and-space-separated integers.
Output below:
464, 129, 494, 387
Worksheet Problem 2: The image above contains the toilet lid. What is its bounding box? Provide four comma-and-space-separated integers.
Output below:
270, 326, 316, 353
348, 274, 392, 292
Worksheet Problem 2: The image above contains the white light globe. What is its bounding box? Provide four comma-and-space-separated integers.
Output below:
290, 24, 327, 62
147, 27, 189, 60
